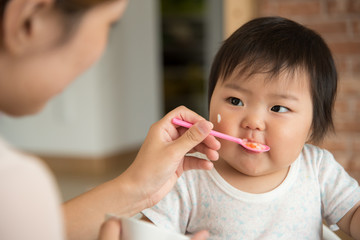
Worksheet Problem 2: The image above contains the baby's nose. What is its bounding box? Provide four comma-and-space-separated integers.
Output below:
240, 112, 265, 131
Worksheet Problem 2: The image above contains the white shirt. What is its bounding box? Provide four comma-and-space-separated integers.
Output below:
142, 144, 360, 239
0, 138, 65, 240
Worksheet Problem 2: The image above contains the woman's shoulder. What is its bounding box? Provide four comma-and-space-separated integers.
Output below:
0, 139, 65, 239
0, 137, 56, 192
0, 138, 47, 173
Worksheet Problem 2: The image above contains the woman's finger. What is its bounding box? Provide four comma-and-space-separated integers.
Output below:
178, 127, 220, 151
192, 142, 220, 161
191, 230, 210, 240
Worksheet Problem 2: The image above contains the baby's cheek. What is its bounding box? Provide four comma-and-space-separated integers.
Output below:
209, 113, 217, 125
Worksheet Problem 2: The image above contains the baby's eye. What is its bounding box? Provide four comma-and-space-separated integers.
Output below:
271, 105, 289, 113
227, 97, 244, 106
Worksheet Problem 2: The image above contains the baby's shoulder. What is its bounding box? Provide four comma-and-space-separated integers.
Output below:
301, 144, 335, 162
297, 144, 341, 175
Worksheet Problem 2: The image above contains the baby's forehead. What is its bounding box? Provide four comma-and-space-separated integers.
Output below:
219, 69, 313, 103
221, 65, 311, 86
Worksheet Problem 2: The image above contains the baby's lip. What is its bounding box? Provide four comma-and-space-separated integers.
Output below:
242, 138, 263, 144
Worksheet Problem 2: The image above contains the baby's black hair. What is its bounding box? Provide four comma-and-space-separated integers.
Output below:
208, 17, 337, 143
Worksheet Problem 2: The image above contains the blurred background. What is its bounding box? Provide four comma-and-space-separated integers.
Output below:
0, 1, 359, 237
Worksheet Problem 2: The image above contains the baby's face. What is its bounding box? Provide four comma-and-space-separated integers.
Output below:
209, 70, 313, 177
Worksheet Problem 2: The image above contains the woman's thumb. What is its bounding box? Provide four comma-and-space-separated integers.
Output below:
175, 120, 213, 152
98, 218, 121, 240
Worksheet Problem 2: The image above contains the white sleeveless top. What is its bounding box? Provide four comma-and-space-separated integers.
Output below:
0, 138, 64, 240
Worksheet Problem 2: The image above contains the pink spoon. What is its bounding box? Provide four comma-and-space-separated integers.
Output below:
172, 118, 270, 153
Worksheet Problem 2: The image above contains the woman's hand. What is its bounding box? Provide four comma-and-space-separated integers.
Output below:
98, 219, 121, 240
98, 218, 210, 240
121, 106, 220, 211
64, 106, 219, 240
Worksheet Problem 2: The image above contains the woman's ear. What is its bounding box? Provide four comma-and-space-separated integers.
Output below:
3, 0, 56, 55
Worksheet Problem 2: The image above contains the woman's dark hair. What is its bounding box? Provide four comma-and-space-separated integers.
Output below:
0, 0, 8, 18
1, 0, 113, 19
55, 0, 114, 14
1, 0, 114, 42
208, 16, 337, 143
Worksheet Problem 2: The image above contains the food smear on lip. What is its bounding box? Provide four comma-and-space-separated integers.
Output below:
242, 139, 268, 151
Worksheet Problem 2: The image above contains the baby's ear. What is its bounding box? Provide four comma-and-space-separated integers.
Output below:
2, 0, 55, 55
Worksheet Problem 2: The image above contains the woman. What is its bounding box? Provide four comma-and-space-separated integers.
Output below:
0, 0, 220, 239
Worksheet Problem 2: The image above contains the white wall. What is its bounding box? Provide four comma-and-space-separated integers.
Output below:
0, 0, 162, 157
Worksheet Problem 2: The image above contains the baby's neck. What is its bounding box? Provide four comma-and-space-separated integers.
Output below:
213, 160, 290, 194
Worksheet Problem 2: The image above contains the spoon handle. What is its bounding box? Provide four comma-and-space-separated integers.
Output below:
172, 118, 241, 144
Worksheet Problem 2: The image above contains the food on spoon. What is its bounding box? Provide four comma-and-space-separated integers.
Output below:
242, 140, 268, 151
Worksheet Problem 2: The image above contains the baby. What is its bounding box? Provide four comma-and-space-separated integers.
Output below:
142, 17, 360, 239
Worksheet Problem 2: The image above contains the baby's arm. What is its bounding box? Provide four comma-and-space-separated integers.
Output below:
337, 201, 360, 239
